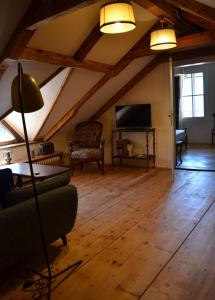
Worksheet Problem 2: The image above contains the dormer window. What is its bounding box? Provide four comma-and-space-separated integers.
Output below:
0, 122, 16, 145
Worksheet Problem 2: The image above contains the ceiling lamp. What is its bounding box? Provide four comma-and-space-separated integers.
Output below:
100, 1, 136, 34
150, 21, 177, 50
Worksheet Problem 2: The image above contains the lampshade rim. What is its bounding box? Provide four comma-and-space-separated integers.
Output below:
150, 42, 177, 51
150, 42, 177, 48
100, 1, 132, 10
100, 20, 136, 29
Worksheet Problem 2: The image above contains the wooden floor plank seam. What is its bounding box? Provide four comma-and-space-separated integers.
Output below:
137, 193, 215, 299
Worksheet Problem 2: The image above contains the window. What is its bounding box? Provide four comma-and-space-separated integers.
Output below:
181, 72, 204, 118
0, 123, 15, 145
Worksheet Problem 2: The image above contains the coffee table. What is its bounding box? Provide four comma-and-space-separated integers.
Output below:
0, 162, 70, 187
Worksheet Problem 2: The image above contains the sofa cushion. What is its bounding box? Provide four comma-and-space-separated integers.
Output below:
4, 170, 72, 208
71, 148, 102, 160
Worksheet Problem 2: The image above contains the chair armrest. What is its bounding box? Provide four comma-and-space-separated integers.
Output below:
5, 171, 72, 207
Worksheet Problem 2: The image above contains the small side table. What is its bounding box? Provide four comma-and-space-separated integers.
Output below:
176, 141, 183, 165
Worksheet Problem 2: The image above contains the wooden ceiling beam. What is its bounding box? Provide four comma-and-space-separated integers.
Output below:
43, 22, 159, 140
20, 47, 115, 74
179, 11, 215, 32
43, 73, 112, 141
1, 0, 97, 63
90, 56, 164, 121
19, 0, 100, 30
113, 21, 160, 75
0, 29, 36, 62
40, 23, 102, 87
1, 120, 24, 142
128, 31, 215, 59
39, 67, 65, 88
174, 31, 215, 50
138, 0, 215, 32
133, 0, 198, 34
171, 45, 215, 62
165, 0, 215, 24
75, 23, 102, 61
38, 23, 103, 137
0, 109, 13, 122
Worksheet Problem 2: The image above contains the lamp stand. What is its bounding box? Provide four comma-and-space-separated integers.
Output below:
17, 63, 82, 299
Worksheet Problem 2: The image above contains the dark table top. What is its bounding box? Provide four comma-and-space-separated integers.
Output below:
0, 163, 70, 179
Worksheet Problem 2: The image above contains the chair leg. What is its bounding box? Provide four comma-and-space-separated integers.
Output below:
80, 162, 84, 171
61, 235, 67, 246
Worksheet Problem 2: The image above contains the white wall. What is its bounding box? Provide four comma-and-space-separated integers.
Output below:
176, 62, 215, 144
2, 63, 173, 169
0, 142, 39, 166
98, 63, 173, 168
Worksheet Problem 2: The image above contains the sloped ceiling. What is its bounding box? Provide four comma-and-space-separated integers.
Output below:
0, 0, 31, 56
197, 0, 215, 8
5, 67, 71, 140
1, 0, 214, 141
28, 2, 156, 64
0, 60, 60, 117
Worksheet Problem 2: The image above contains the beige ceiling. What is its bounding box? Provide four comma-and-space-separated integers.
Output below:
28, 1, 157, 64
1, 0, 214, 141
28, 1, 105, 56
197, 0, 215, 8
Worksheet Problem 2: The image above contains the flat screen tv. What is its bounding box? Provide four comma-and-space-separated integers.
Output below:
115, 104, 151, 129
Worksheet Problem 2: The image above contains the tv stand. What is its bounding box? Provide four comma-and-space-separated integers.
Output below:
111, 128, 155, 171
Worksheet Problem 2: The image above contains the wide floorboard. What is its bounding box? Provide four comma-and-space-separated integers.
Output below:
1, 167, 215, 300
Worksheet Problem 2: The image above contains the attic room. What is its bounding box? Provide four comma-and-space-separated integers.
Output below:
0, 0, 215, 299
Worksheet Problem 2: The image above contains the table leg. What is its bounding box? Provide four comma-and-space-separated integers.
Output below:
16, 176, 23, 188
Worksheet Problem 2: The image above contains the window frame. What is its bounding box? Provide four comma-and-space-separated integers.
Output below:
0, 121, 23, 146
180, 72, 205, 119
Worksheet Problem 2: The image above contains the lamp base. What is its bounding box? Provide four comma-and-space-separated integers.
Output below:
23, 260, 82, 298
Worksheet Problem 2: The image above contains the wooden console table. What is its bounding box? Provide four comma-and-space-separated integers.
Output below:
111, 128, 155, 171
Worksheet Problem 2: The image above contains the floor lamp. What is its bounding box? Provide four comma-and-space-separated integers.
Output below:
11, 63, 82, 299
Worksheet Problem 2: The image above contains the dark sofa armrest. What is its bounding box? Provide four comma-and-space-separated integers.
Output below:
5, 171, 72, 207
0, 184, 78, 270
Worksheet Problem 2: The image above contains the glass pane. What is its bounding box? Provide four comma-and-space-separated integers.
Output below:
182, 96, 193, 118
193, 72, 203, 95
193, 95, 204, 117
0, 123, 15, 142
182, 74, 192, 96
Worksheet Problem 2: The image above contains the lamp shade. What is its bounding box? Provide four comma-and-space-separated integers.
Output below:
12, 73, 44, 113
100, 1, 136, 34
150, 28, 177, 50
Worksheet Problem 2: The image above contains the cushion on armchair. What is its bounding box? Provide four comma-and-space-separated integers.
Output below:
4, 170, 72, 208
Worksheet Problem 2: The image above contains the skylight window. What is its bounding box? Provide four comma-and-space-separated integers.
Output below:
0, 123, 15, 144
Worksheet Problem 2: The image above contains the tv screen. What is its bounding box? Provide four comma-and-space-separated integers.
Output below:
115, 104, 151, 129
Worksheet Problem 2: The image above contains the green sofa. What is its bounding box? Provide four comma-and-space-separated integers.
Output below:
0, 171, 78, 270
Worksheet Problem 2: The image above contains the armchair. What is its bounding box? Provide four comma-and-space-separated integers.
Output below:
70, 121, 104, 174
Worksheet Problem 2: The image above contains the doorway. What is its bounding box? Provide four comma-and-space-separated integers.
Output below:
173, 61, 215, 171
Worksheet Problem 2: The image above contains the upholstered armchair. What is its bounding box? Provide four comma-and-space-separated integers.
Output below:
70, 121, 104, 174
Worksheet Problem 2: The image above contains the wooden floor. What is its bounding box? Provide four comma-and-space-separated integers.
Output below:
177, 144, 215, 171
1, 166, 215, 299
